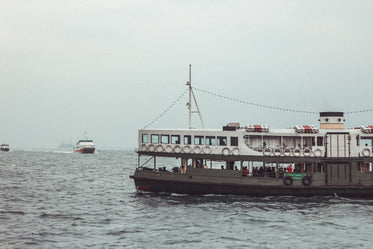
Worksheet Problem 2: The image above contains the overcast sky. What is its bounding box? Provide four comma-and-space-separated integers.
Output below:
1, 0, 373, 150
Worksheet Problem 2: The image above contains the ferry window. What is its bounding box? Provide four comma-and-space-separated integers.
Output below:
206, 136, 215, 146
184, 135, 192, 145
303, 137, 312, 147
142, 134, 148, 143
317, 163, 323, 172
171, 135, 180, 144
151, 134, 159, 144
217, 136, 227, 146
194, 136, 204, 145
231, 137, 238, 146
317, 137, 323, 146
161, 135, 169, 144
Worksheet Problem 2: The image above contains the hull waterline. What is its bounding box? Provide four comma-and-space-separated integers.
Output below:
131, 174, 373, 198
74, 148, 95, 154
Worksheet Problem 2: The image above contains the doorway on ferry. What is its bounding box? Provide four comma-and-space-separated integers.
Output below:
326, 162, 351, 185
326, 133, 350, 157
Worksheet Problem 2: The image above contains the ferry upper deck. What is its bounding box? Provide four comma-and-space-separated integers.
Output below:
137, 112, 373, 162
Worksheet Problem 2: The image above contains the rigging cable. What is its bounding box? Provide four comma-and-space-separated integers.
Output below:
193, 87, 373, 115
143, 89, 188, 129
143, 86, 373, 129
193, 87, 318, 114
345, 109, 373, 114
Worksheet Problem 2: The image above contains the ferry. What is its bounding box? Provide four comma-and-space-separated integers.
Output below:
130, 67, 373, 198
0, 144, 10, 152
73, 138, 95, 154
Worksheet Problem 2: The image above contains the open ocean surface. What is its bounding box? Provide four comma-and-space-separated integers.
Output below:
1, 150, 373, 248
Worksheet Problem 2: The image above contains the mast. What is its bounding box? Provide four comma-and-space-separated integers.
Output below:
186, 64, 205, 129
187, 64, 192, 129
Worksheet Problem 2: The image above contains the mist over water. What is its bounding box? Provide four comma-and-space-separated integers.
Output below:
1, 150, 373, 248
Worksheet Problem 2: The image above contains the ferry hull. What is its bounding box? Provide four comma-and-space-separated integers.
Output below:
131, 169, 373, 198
74, 148, 95, 154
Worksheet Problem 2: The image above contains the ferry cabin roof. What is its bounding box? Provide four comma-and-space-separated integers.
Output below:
137, 126, 373, 163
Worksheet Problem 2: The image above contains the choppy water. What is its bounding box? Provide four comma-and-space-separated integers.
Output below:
1, 150, 373, 248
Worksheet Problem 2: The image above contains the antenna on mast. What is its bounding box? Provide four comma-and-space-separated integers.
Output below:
186, 64, 205, 129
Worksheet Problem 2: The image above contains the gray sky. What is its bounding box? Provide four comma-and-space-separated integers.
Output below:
1, 0, 373, 150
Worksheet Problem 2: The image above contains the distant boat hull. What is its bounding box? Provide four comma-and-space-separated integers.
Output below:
74, 148, 95, 154
0, 148, 9, 152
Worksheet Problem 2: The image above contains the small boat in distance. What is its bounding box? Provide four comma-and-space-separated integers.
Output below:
58, 141, 73, 149
73, 137, 95, 154
0, 144, 10, 152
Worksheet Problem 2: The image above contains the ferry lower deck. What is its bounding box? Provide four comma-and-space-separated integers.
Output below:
131, 152, 373, 198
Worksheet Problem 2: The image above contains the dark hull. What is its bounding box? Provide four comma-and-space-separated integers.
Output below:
0, 148, 9, 152
131, 174, 373, 198
74, 148, 95, 153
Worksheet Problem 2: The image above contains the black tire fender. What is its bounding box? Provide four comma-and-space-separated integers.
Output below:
283, 176, 293, 186
302, 176, 312, 186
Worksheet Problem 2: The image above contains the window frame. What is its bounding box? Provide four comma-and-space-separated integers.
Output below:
217, 136, 227, 146
206, 136, 216, 146
171, 135, 180, 144
142, 134, 148, 143
194, 136, 204, 145
230, 137, 238, 146
184, 135, 192, 145
161, 134, 170, 144
317, 136, 323, 146
151, 134, 159, 144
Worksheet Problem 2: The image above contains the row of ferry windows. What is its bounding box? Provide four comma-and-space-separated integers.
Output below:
142, 134, 239, 146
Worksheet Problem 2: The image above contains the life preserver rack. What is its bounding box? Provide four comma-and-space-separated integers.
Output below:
260, 147, 323, 157
142, 143, 325, 159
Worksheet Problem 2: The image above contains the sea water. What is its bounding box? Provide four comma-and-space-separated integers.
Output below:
1, 150, 373, 248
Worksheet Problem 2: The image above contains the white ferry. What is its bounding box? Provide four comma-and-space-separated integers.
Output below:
73, 138, 95, 154
0, 144, 10, 152
130, 67, 373, 198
